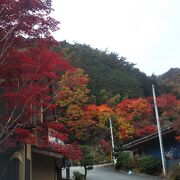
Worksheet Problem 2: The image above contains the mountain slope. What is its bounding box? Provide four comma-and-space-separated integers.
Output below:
158, 68, 180, 98
54, 41, 179, 103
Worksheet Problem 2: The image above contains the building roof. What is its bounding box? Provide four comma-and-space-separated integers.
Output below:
32, 147, 64, 159
123, 126, 173, 149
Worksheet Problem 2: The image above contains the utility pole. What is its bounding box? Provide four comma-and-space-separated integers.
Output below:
152, 84, 167, 176
109, 117, 116, 164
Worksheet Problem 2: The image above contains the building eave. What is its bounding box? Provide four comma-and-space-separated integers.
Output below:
123, 126, 173, 149
32, 147, 64, 159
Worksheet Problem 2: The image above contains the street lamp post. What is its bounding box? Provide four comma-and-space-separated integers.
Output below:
109, 117, 116, 164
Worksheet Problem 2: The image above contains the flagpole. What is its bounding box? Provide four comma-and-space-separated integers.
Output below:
152, 84, 166, 176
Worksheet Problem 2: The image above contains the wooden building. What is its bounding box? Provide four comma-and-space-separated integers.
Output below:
0, 144, 65, 180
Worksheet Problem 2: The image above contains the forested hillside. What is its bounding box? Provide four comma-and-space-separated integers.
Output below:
52, 41, 180, 147
158, 68, 180, 98
54, 41, 153, 104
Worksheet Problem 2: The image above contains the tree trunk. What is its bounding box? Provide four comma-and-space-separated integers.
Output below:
84, 166, 87, 178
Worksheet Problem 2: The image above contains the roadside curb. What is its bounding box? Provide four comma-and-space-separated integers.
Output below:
94, 163, 113, 167
103, 165, 165, 179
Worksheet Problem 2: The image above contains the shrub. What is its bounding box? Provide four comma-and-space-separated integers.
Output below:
115, 152, 133, 170
72, 160, 81, 166
167, 164, 180, 180
138, 156, 161, 175
73, 171, 86, 180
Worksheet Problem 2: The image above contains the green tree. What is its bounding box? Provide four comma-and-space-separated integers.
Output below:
80, 145, 94, 178
53, 41, 152, 104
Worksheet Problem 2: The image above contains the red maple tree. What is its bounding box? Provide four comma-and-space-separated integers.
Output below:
0, 0, 59, 62
0, 43, 83, 159
156, 94, 180, 140
0, 0, 83, 160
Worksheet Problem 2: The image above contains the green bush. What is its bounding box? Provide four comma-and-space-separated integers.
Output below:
72, 160, 81, 166
138, 156, 161, 175
167, 164, 180, 180
115, 152, 133, 171
73, 171, 86, 180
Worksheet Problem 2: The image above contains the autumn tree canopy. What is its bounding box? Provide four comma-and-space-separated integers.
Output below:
0, 43, 84, 157
55, 70, 114, 144
157, 94, 180, 124
0, 0, 83, 160
115, 98, 156, 140
56, 68, 90, 107
0, 0, 59, 62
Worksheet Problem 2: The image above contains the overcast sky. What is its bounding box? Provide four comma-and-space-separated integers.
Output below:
51, 0, 180, 76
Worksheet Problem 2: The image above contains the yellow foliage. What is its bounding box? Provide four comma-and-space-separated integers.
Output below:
66, 104, 84, 120
55, 68, 90, 106
117, 117, 134, 140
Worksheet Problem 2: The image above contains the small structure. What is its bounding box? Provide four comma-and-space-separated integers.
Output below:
0, 144, 65, 180
123, 127, 180, 168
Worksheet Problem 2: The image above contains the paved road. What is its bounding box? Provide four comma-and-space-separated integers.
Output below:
62, 166, 165, 180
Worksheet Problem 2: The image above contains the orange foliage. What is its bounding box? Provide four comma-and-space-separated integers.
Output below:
116, 98, 155, 139
98, 104, 113, 113
63, 104, 113, 142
